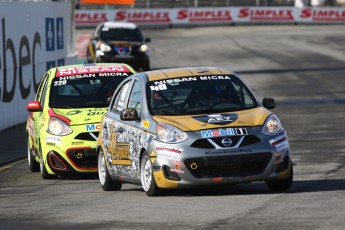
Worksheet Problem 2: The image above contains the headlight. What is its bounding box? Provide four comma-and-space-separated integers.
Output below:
156, 123, 188, 143
262, 114, 283, 136
139, 44, 149, 53
97, 41, 111, 52
47, 117, 72, 136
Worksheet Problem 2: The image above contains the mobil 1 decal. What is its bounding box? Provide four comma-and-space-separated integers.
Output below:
192, 113, 238, 125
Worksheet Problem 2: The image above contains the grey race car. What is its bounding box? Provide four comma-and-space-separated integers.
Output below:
96, 66, 293, 196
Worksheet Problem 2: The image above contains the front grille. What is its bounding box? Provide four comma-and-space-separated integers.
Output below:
67, 148, 97, 169
211, 136, 242, 148
190, 135, 261, 149
74, 132, 99, 141
184, 152, 272, 178
239, 135, 261, 147
190, 139, 214, 149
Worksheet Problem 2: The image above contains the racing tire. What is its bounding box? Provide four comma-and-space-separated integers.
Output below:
266, 162, 293, 192
27, 137, 39, 172
39, 144, 58, 180
98, 149, 122, 191
140, 151, 161, 196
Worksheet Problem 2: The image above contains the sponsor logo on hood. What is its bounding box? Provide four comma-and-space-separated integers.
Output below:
192, 113, 238, 125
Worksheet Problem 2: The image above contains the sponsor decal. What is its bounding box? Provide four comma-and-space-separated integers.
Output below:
75, 12, 108, 24
141, 120, 150, 129
110, 143, 132, 165
272, 152, 283, 164
193, 113, 238, 125
87, 109, 107, 116
275, 141, 289, 151
150, 84, 167, 91
200, 127, 247, 138
46, 136, 61, 144
67, 110, 82, 115
150, 151, 156, 157
150, 151, 156, 163
155, 146, 182, 154
205, 148, 252, 156
269, 134, 287, 146
151, 75, 232, 86
56, 65, 131, 77
72, 141, 84, 145
86, 124, 101, 131
300, 8, 345, 21
170, 160, 185, 174
157, 152, 178, 160
115, 10, 171, 23
238, 8, 294, 21
156, 146, 182, 160
177, 9, 232, 22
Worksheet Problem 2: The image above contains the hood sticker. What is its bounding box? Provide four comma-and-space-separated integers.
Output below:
192, 113, 238, 125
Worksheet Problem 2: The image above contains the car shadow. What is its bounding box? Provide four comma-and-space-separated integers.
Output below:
54, 173, 345, 197
155, 178, 345, 197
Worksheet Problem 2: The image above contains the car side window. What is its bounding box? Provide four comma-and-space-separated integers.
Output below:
127, 80, 142, 116
111, 80, 132, 114
231, 80, 257, 108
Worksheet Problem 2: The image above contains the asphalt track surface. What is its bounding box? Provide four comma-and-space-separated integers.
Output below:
1, 25, 345, 230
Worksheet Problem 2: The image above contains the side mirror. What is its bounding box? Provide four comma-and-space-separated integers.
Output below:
120, 108, 140, 121
145, 37, 151, 43
27, 100, 42, 112
262, 97, 276, 109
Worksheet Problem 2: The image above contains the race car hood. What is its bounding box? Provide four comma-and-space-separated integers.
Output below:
152, 107, 272, 132
50, 108, 108, 126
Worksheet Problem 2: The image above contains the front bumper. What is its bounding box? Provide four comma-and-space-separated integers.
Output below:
149, 131, 291, 189
45, 147, 98, 176
42, 132, 100, 175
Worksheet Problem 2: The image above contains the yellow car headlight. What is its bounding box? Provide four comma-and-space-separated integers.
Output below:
47, 117, 72, 136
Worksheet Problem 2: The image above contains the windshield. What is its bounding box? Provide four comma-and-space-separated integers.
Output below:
100, 28, 144, 42
146, 75, 258, 115
49, 73, 131, 108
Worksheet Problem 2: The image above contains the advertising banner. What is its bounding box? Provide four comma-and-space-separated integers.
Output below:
75, 7, 345, 28
0, 2, 78, 131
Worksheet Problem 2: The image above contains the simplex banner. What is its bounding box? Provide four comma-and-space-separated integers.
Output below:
75, 7, 345, 27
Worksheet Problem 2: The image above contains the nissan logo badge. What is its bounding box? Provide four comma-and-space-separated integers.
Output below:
221, 138, 233, 146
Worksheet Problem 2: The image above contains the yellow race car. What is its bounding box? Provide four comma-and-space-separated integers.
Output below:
26, 63, 135, 179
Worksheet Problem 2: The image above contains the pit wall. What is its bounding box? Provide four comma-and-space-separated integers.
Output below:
0, 2, 78, 131
75, 7, 345, 28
